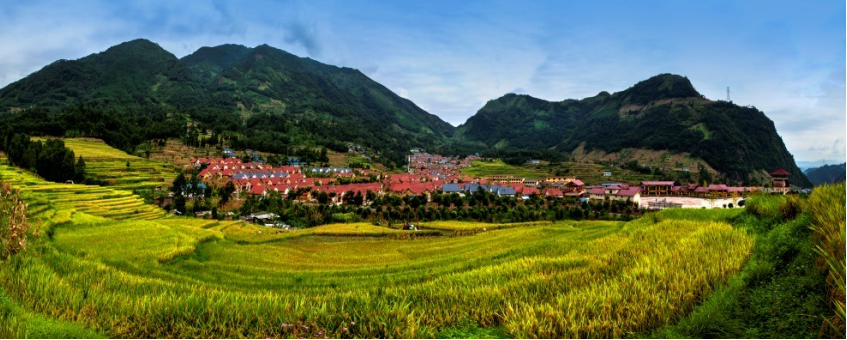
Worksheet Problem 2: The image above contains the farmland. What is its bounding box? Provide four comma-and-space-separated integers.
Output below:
34, 138, 177, 191
1, 159, 843, 338
0, 159, 760, 338
461, 159, 682, 185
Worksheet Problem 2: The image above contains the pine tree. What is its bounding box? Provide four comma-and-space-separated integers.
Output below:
74, 156, 86, 182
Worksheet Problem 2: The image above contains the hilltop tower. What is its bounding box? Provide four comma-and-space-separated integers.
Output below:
770, 168, 790, 194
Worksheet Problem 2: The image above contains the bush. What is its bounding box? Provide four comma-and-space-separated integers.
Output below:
0, 182, 30, 259
778, 195, 802, 220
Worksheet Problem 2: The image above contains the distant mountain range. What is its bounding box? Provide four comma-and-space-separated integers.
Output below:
0, 40, 811, 185
804, 163, 846, 186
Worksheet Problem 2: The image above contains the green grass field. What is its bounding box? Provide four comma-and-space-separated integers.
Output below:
33, 138, 177, 191
461, 159, 675, 184
460, 160, 551, 179
0, 158, 761, 338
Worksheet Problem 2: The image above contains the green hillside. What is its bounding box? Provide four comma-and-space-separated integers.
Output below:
804, 163, 846, 185
0, 39, 208, 113
0, 40, 456, 168
181, 44, 455, 165
455, 74, 810, 186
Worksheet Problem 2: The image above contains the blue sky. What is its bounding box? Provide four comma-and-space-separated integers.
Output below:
0, 0, 844, 163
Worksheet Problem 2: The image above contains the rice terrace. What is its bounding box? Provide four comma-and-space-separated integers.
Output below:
0, 1, 845, 339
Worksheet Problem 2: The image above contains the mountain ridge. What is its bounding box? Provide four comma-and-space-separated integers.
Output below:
0, 40, 810, 182
804, 163, 846, 186
455, 74, 810, 186
0, 39, 454, 167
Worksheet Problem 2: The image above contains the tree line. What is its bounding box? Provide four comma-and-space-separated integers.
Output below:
1, 134, 86, 183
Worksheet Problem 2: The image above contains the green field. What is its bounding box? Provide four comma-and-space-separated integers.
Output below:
0, 158, 764, 338
33, 138, 177, 191
460, 160, 551, 179
461, 159, 673, 184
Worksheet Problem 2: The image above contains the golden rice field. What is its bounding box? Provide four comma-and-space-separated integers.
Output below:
0, 160, 756, 338
33, 138, 177, 191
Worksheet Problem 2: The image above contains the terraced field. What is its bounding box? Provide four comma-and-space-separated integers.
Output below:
0, 161, 756, 338
34, 138, 177, 191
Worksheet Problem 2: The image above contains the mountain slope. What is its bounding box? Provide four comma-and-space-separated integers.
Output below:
0, 39, 208, 112
0, 40, 456, 167
456, 74, 810, 186
804, 163, 846, 185
184, 44, 454, 137
178, 44, 454, 165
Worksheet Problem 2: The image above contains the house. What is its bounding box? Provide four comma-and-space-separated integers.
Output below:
602, 171, 612, 177
441, 183, 463, 194
587, 187, 606, 201
519, 186, 539, 199
640, 181, 675, 196
540, 187, 564, 198
588, 186, 641, 206
244, 212, 279, 225
462, 183, 516, 197
543, 176, 575, 185
486, 175, 523, 184
610, 187, 641, 207
522, 179, 541, 187
564, 180, 585, 197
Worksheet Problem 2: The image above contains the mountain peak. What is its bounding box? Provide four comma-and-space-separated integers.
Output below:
619, 73, 700, 105
104, 38, 168, 54
181, 44, 252, 69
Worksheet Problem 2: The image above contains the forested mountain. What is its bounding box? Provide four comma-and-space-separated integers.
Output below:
0, 41, 811, 180
180, 44, 454, 165
804, 163, 846, 186
0, 39, 209, 112
455, 74, 810, 186
0, 39, 455, 167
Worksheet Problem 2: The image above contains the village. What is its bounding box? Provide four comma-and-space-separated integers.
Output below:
177, 149, 793, 219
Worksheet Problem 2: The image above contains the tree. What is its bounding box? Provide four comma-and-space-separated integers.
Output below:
74, 156, 86, 182
219, 181, 236, 207
317, 191, 329, 205
172, 173, 187, 196
319, 147, 329, 163
174, 195, 186, 214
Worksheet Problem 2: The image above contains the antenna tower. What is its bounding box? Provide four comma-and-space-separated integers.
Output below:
727, 86, 730, 101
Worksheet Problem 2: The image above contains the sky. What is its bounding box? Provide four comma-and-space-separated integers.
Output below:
0, 0, 844, 163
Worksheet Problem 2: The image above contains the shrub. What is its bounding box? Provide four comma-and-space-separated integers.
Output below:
0, 182, 30, 259
778, 195, 802, 220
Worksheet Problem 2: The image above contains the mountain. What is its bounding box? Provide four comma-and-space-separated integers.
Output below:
0, 39, 208, 112
0, 40, 455, 167
456, 74, 811, 186
804, 163, 846, 186
182, 44, 453, 141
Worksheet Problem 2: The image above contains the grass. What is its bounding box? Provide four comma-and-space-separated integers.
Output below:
460, 158, 676, 185
0, 159, 781, 338
807, 183, 846, 336
651, 184, 846, 338
460, 160, 551, 179
0, 292, 103, 339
